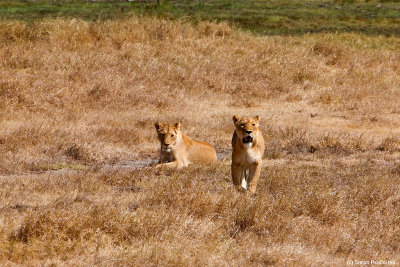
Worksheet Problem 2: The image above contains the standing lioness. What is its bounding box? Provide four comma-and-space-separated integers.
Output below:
155, 122, 217, 169
231, 115, 265, 193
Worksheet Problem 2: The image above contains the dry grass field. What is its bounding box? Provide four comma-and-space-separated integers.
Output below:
1, 17, 400, 265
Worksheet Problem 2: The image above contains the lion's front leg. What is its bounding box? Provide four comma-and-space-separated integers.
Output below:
248, 162, 262, 194
231, 162, 242, 187
241, 168, 248, 190
156, 158, 188, 169
156, 161, 179, 169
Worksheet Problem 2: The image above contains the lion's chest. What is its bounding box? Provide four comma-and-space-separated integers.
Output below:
241, 147, 262, 165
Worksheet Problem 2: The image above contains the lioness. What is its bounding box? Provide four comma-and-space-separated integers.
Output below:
155, 122, 217, 169
231, 115, 265, 193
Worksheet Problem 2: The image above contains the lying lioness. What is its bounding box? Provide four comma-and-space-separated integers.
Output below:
155, 122, 217, 169
231, 115, 265, 193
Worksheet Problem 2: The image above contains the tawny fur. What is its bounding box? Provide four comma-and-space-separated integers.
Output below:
231, 115, 265, 193
155, 122, 217, 169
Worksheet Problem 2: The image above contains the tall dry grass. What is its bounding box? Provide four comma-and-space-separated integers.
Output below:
1, 17, 400, 172
1, 17, 400, 265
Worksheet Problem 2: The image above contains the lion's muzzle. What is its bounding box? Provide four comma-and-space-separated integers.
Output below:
242, 135, 253, 144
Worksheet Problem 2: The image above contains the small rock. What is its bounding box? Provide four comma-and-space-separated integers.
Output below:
129, 202, 139, 211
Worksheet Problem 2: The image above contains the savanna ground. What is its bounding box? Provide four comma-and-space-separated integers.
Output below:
1, 1, 400, 266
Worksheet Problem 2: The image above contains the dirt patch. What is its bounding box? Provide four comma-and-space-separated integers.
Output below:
0, 150, 232, 178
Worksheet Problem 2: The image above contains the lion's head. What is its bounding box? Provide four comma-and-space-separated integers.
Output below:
155, 122, 181, 152
232, 115, 260, 145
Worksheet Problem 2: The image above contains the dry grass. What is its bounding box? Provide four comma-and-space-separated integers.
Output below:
1, 17, 400, 265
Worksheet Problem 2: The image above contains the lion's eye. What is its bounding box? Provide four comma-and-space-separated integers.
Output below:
171, 134, 174, 137
252, 124, 255, 126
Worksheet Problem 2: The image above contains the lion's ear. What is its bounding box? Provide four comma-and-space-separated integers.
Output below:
155, 122, 163, 132
254, 115, 260, 122
174, 122, 181, 130
233, 115, 240, 124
